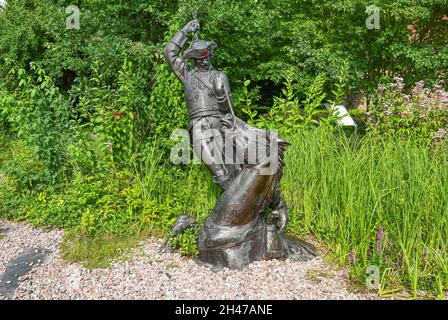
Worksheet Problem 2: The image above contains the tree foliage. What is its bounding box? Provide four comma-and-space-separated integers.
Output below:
1, 0, 447, 98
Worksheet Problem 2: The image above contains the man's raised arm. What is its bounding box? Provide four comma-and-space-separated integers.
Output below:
163, 20, 200, 84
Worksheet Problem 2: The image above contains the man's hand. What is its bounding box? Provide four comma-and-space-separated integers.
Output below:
213, 75, 225, 97
182, 20, 200, 34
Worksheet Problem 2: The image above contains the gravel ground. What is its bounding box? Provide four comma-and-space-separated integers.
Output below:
0, 219, 378, 300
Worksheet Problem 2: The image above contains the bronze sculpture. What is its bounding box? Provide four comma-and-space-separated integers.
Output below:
164, 19, 315, 269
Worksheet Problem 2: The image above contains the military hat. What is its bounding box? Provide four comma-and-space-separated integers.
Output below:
184, 39, 218, 60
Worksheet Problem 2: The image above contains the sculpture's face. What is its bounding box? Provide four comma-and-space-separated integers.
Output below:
192, 51, 212, 70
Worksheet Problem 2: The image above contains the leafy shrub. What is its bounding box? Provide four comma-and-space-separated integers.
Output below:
367, 77, 448, 145
178, 0, 448, 92
169, 227, 200, 257
3, 64, 71, 184
0, 0, 161, 91
1, 142, 48, 193
242, 64, 349, 135
149, 54, 189, 138
2, 0, 446, 100
71, 57, 152, 165
0, 133, 216, 246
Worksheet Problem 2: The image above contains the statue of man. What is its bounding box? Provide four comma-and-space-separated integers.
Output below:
164, 19, 236, 190
164, 19, 315, 269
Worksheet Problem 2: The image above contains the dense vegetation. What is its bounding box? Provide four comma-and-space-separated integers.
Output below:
0, 0, 447, 298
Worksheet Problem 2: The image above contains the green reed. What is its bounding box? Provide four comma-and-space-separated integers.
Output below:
282, 126, 448, 298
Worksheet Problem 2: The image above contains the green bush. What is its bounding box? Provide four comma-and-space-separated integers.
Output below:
1, 64, 71, 184
178, 0, 448, 93
2, 0, 447, 101
0, 134, 215, 244
367, 77, 448, 145
0, 0, 162, 91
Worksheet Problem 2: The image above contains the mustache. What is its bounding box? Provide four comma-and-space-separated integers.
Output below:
195, 59, 210, 65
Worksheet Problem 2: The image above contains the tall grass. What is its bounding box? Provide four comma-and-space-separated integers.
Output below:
130, 140, 220, 227
282, 126, 448, 297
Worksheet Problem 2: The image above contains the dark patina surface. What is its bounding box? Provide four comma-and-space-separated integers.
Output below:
164, 18, 315, 269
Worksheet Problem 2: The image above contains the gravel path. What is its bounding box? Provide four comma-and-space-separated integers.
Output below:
0, 219, 377, 300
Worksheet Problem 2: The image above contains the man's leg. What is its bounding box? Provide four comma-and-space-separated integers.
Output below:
191, 122, 230, 189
